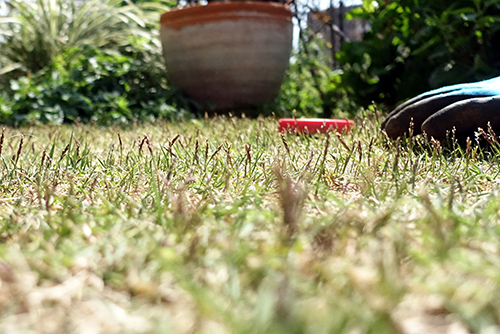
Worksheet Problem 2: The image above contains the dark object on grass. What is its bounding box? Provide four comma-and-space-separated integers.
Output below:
382, 76, 500, 141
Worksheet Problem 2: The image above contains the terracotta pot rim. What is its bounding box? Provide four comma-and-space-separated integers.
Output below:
160, 1, 293, 29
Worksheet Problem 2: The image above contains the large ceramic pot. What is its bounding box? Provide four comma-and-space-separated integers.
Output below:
160, 1, 293, 112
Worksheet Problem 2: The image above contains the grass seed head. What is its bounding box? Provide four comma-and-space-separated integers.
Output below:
0, 128, 4, 156
280, 133, 291, 157
139, 135, 146, 154
118, 132, 123, 151
169, 134, 180, 148
245, 144, 251, 165
59, 144, 69, 162
194, 139, 199, 163
205, 140, 209, 161
144, 134, 153, 154
14, 135, 24, 165
209, 144, 223, 162
275, 166, 305, 241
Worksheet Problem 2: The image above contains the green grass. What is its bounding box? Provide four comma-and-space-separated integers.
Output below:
0, 113, 500, 333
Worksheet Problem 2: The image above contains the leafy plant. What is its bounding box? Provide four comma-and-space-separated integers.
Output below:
271, 29, 357, 118
274, 35, 351, 118
0, 0, 163, 78
0, 0, 194, 124
3, 46, 193, 125
338, 0, 500, 109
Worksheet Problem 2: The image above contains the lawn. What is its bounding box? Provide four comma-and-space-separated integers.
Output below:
0, 113, 499, 334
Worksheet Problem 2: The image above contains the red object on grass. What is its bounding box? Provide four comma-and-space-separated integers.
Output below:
279, 118, 354, 134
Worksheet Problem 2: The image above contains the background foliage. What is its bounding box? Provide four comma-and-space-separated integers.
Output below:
272, 0, 358, 119
0, 0, 192, 125
338, 0, 500, 109
0, 0, 157, 77
273, 34, 354, 118
1, 0, 351, 122
3, 45, 193, 125
3, 0, 500, 123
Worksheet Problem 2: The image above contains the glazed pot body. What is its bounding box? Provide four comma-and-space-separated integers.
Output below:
160, 2, 293, 111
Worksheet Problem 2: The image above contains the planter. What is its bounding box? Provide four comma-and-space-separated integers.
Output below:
160, 1, 293, 112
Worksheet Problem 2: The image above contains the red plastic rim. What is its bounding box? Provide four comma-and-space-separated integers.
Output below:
279, 118, 354, 134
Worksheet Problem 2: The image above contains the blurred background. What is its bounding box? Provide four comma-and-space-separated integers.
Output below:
1, 0, 500, 123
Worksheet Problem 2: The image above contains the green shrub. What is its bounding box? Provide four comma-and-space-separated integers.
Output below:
0, 0, 161, 78
274, 33, 357, 118
3, 46, 193, 125
0, 0, 194, 125
338, 0, 500, 109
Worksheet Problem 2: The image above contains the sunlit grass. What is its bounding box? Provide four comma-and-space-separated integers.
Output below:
0, 113, 499, 333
